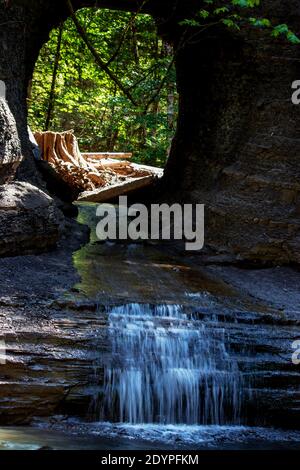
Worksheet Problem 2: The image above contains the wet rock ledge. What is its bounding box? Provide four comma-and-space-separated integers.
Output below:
0, 231, 299, 430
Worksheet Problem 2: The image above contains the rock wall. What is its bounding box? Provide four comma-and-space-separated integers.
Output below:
0, 98, 22, 184
0, 96, 63, 256
164, 1, 300, 264
0, 1, 69, 255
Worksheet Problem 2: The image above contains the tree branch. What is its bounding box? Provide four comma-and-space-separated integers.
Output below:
106, 4, 146, 67
66, 0, 138, 106
144, 55, 176, 112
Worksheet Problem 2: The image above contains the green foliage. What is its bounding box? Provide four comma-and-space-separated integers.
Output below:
232, 0, 260, 7
180, 0, 300, 44
272, 24, 300, 44
28, 9, 178, 167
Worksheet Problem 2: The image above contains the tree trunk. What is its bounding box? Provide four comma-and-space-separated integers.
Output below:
45, 23, 64, 131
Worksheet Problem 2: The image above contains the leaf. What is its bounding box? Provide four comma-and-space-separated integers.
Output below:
197, 9, 210, 19
287, 31, 300, 44
214, 7, 229, 15
222, 18, 240, 30
232, 0, 260, 7
179, 19, 201, 27
272, 23, 289, 37
249, 17, 271, 28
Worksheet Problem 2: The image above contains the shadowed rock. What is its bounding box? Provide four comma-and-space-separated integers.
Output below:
0, 98, 22, 184
0, 181, 64, 256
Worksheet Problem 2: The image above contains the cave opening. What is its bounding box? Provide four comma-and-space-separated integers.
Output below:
27, 6, 178, 203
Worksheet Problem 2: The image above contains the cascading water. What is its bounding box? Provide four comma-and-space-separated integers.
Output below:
99, 303, 243, 425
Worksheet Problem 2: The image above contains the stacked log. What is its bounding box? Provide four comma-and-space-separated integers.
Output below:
34, 130, 154, 198
83, 152, 132, 161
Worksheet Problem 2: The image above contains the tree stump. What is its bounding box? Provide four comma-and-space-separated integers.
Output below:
34, 130, 153, 201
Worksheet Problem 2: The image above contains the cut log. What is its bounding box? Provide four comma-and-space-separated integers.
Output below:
83, 152, 132, 160
77, 175, 156, 203
130, 162, 164, 177
99, 160, 131, 168
85, 158, 163, 177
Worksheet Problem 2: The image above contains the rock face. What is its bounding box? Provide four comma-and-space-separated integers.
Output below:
0, 182, 64, 256
163, 1, 300, 264
0, 267, 299, 429
0, 98, 22, 184
165, 29, 300, 263
0, 205, 298, 430
0, 0, 300, 264
0, 299, 105, 424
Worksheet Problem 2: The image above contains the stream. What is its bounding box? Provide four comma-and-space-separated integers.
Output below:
0, 203, 300, 450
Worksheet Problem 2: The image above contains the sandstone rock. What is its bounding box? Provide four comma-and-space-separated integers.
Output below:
162, 2, 300, 265
0, 98, 22, 184
0, 182, 64, 257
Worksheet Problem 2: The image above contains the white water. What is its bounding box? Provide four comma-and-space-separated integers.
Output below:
99, 303, 243, 425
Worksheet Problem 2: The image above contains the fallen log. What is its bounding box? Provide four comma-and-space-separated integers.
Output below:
98, 160, 131, 169
84, 158, 162, 178
77, 175, 156, 203
83, 152, 132, 160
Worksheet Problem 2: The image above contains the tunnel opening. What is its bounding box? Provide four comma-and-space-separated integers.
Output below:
27, 7, 178, 203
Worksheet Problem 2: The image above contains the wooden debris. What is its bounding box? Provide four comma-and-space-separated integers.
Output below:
77, 176, 155, 203
83, 152, 132, 160
34, 130, 163, 202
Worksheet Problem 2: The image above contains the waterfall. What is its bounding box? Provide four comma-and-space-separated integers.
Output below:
99, 303, 242, 425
